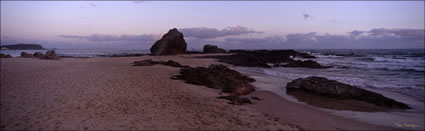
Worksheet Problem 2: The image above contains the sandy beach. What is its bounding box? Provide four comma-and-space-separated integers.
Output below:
0, 54, 399, 130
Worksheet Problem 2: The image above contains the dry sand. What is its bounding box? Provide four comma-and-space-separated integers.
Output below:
0, 54, 398, 130
1, 55, 297, 130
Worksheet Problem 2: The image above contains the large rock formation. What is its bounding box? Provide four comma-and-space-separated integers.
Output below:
173, 64, 255, 96
1, 44, 45, 50
203, 44, 226, 53
150, 28, 187, 56
286, 76, 410, 109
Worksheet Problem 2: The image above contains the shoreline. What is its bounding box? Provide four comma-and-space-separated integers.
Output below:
1, 55, 422, 130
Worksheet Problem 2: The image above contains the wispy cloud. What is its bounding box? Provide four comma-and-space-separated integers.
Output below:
133, 1, 147, 4
303, 13, 312, 20
179, 26, 263, 39
79, 3, 97, 9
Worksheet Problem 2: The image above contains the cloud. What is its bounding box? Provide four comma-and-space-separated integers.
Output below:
197, 28, 424, 49
368, 28, 424, 37
58, 34, 159, 42
89, 3, 96, 7
179, 26, 263, 39
286, 32, 317, 41
79, 3, 97, 9
133, 1, 147, 4
303, 13, 311, 20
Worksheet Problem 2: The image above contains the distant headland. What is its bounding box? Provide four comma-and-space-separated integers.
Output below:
0, 44, 45, 50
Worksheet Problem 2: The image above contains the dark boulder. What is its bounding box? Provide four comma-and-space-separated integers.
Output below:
150, 28, 187, 56
173, 64, 255, 96
0, 54, 12, 58
286, 76, 410, 109
33, 52, 44, 58
229, 50, 297, 63
280, 60, 330, 69
203, 44, 226, 53
196, 50, 299, 68
20, 52, 32, 58
41, 50, 59, 60
200, 53, 271, 68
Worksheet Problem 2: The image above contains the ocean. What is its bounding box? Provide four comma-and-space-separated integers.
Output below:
262, 49, 424, 103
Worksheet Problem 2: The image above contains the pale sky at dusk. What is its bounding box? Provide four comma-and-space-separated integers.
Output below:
1, 1, 424, 49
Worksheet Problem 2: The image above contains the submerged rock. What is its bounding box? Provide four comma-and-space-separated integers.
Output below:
150, 28, 187, 56
173, 64, 255, 96
20, 52, 32, 58
286, 76, 410, 109
203, 44, 226, 53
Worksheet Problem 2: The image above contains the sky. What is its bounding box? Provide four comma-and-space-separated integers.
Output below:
1, 1, 424, 49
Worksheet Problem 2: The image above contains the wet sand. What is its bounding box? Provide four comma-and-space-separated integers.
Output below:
0, 54, 402, 130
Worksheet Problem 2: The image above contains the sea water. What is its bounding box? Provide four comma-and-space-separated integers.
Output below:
262, 49, 424, 102
260, 49, 424, 129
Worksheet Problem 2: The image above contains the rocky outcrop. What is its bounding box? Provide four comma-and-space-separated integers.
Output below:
0, 54, 12, 58
197, 50, 299, 68
1, 44, 45, 50
229, 50, 297, 63
203, 45, 226, 53
133, 59, 189, 68
41, 50, 59, 60
20, 52, 32, 57
286, 76, 410, 109
33, 52, 44, 58
278, 60, 330, 69
173, 64, 255, 96
150, 28, 187, 56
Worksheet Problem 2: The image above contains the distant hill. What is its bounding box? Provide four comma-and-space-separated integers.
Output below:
1, 44, 45, 50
